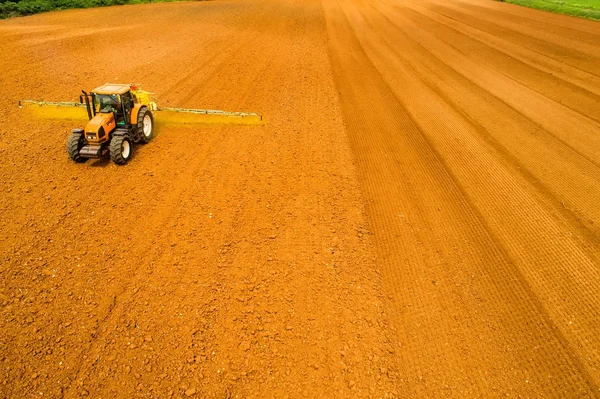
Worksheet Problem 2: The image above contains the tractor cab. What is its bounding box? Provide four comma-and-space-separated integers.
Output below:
86, 84, 135, 126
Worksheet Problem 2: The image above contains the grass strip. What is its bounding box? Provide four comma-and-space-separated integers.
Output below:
498, 0, 600, 20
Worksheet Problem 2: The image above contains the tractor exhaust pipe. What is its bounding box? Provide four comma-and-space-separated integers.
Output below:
81, 90, 92, 120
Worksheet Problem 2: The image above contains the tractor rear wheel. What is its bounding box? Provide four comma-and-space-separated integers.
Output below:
110, 135, 132, 165
137, 107, 154, 144
67, 131, 87, 163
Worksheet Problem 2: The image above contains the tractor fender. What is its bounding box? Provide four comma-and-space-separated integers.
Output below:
112, 128, 132, 139
130, 104, 146, 125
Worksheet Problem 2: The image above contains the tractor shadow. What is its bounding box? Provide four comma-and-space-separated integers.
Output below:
87, 156, 112, 167
86, 147, 143, 167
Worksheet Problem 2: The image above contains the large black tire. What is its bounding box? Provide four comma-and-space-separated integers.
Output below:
110, 135, 132, 165
137, 107, 154, 144
67, 132, 87, 163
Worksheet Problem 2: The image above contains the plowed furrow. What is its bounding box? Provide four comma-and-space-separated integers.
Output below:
325, 3, 588, 395
426, 0, 600, 74
325, 0, 600, 394
402, 0, 600, 97
365, 0, 600, 247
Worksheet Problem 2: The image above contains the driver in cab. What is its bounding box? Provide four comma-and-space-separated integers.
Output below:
97, 95, 121, 114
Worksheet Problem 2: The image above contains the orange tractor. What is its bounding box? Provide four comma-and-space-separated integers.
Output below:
19, 83, 263, 165
67, 84, 154, 165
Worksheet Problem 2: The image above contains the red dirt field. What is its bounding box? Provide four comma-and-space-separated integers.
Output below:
1, 0, 599, 397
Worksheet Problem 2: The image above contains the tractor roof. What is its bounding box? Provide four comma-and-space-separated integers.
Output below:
92, 83, 131, 95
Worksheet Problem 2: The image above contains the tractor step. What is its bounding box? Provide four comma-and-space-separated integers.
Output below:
79, 144, 103, 158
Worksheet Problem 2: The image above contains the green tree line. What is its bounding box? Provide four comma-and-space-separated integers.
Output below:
0, 0, 178, 19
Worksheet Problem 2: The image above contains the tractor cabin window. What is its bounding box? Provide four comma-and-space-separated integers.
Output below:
95, 94, 122, 114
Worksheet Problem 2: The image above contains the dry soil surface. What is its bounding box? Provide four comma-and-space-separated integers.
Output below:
0, 0, 599, 397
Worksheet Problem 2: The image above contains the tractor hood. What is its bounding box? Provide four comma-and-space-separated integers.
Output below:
84, 112, 115, 141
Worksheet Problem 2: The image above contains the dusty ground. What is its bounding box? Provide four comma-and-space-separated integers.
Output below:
0, 0, 599, 397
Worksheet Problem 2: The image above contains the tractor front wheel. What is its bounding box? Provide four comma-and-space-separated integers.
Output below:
67, 131, 87, 163
110, 135, 133, 165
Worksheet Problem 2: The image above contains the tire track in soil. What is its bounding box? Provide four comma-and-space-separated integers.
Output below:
60, 6, 293, 396
0, 103, 220, 397
59, 129, 229, 397
59, 0, 395, 397
398, 0, 600, 101
425, 0, 600, 75
0, 9, 270, 387
324, 0, 600, 395
155, 3, 285, 107
0, 3, 285, 397
397, 1, 600, 124
377, 3, 600, 166
369, 0, 600, 250
354, 0, 600, 383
